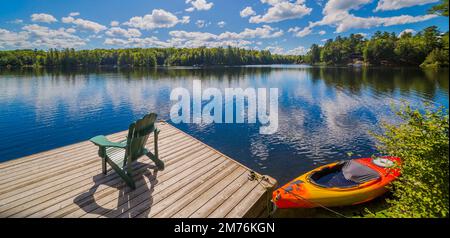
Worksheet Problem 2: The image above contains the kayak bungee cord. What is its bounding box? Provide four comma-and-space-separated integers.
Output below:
278, 186, 349, 218
248, 171, 349, 218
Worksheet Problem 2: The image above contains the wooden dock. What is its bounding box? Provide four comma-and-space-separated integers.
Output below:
0, 122, 277, 218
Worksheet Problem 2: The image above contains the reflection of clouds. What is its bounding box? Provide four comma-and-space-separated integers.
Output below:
14, 75, 93, 121
256, 76, 408, 167
250, 137, 269, 170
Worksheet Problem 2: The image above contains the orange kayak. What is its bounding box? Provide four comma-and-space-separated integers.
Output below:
272, 156, 401, 209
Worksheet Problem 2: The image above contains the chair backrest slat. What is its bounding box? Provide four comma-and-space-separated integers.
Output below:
126, 113, 157, 161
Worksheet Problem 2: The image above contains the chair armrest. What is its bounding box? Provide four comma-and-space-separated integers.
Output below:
90, 135, 127, 148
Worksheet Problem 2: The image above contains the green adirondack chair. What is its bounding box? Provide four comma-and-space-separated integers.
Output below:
89, 113, 164, 189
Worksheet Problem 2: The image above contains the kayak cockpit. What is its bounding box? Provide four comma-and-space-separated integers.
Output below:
309, 160, 381, 188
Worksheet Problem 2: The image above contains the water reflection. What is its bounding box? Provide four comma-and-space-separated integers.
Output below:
0, 66, 448, 184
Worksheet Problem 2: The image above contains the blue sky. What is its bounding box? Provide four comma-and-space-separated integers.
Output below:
0, 0, 448, 54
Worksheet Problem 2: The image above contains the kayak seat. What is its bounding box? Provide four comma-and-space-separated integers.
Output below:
309, 160, 380, 188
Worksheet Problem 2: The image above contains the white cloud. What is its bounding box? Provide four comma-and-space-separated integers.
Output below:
105, 33, 252, 49
22, 24, 86, 48
286, 46, 308, 55
170, 25, 283, 47
0, 24, 86, 49
66, 28, 76, 33
124, 9, 189, 30
291, 0, 438, 36
240, 6, 256, 17
265, 46, 285, 54
31, 13, 57, 23
104, 36, 172, 48
110, 21, 119, 27
181, 16, 191, 24
375, 0, 439, 12
106, 27, 142, 38
399, 28, 416, 36
104, 25, 283, 49
219, 25, 284, 39
196, 20, 208, 28
217, 21, 226, 28
69, 12, 80, 17
265, 45, 308, 55
169, 31, 218, 42
289, 26, 312, 37
185, 0, 214, 12
0, 28, 30, 48
318, 30, 326, 35
249, 0, 312, 23
62, 15, 107, 33
334, 14, 437, 33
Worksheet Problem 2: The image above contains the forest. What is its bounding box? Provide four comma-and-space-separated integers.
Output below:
0, 47, 300, 68
304, 26, 449, 68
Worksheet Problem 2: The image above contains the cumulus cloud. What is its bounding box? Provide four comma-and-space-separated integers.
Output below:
285, 46, 308, 55
196, 20, 209, 28
0, 28, 30, 48
124, 9, 189, 30
240, 6, 256, 17
105, 27, 142, 38
0, 24, 86, 49
318, 30, 326, 35
104, 25, 283, 49
110, 21, 119, 27
62, 15, 107, 33
375, 0, 439, 12
289, 26, 312, 37
249, 0, 312, 23
31, 13, 58, 23
23, 24, 86, 48
219, 25, 284, 39
66, 28, 76, 33
69, 12, 80, 17
104, 36, 172, 48
265, 45, 308, 55
217, 21, 226, 28
291, 0, 437, 37
185, 0, 214, 12
265, 46, 285, 54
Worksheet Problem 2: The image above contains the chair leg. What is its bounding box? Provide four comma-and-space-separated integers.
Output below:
154, 130, 159, 160
102, 157, 107, 174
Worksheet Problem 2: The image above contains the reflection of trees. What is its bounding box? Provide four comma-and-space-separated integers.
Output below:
316, 67, 449, 100
0, 66, 281, 81
1, 66, 447, 100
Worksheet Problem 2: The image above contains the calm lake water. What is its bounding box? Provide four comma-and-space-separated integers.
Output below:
0, 66, 448, 184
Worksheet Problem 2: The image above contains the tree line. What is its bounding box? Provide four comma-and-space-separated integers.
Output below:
303, 26, 449, 68
0, 47, 300, 68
